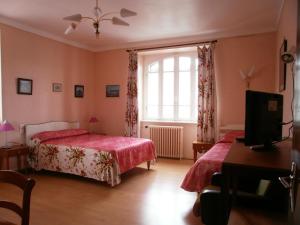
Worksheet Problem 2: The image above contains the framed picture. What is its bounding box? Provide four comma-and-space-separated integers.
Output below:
279, 39, 287, 92
17, 78, 32, 95
106, 85, 120, 97
74, 85, 84, 98
52, 83, 63, 92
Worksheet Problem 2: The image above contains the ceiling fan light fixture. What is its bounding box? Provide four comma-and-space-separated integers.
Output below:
93, 6, 102, 17
93, 22, 99, 29
64, 23, 77, 35
95, 30, 100, 39
63, 14, 82, 22
120, 8, 137, 17
63, 1, 136, 39
112, 17, 129, 26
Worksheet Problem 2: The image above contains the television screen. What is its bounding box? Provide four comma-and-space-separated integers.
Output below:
245, 90, 283, 149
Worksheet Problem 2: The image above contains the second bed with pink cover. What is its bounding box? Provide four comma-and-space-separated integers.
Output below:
181, 131, 244, 192
28, 129, 156, 186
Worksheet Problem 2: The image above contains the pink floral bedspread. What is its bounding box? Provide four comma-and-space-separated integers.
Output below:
28, 132, 155, 186
181, 142, 232, 192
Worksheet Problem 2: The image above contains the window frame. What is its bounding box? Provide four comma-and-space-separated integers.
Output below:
143, 51, 198, 122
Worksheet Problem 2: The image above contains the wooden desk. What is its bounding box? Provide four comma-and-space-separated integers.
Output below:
0, 145, 29, 170
221, 141, 291, 225
193, 141, 214, 162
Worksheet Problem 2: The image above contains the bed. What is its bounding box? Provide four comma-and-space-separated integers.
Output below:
25, 121, 156, 186
181, 130, 244, 192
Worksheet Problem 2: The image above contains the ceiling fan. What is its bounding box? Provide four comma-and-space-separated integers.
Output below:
63, 0, 137, 39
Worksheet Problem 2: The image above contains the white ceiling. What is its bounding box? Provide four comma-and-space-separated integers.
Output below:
0, 0, 284, 52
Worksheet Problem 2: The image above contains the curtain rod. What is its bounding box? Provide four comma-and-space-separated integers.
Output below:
126, 40, 217, 52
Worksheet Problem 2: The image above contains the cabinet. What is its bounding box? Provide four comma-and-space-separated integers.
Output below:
193, 141, 214, 162
0, 145, 29, 170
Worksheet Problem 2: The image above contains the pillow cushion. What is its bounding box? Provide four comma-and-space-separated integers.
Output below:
32, 129, 89, 142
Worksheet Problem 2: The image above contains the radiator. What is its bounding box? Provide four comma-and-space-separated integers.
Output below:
149, 125, 183, 159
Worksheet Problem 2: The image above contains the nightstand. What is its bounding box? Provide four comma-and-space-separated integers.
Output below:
193, 141, 214, 162
0, 145, 29, 170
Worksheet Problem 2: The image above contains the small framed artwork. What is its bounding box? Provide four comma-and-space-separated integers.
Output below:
17, 78, 32, 95
74, 85, 84, 98
52, 83, 63, 92
279, 39, 287, 92
106, 85, 120, 97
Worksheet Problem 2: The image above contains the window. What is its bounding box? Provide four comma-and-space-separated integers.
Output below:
143, 52, 198, 122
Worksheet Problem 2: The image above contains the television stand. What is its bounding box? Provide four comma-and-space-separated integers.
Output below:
235, 136, 245, 143
249, 143, 278, 151
221, 140, 291, 225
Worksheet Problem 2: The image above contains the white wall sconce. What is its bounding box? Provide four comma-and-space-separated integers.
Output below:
281, 46, 296, 64
240, 66, 255, 89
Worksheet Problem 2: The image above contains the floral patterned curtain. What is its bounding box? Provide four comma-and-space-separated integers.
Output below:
125, 51, 138, 137
197, 45, 216, 143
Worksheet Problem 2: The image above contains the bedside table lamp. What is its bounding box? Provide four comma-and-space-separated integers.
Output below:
89, 117, 99, 133
0, 120, 14, 148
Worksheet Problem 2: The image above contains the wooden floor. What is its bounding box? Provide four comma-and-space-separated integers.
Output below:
0, 159, 202, 225
0, 159, 288, 225
229, 206, 287, 225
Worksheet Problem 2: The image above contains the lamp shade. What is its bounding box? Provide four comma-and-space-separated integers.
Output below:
89, 117, 99, 123
120, 8, 137, 17
0, 120, 14, 132
64, 23, 77, 35
112, 17, 129, 26
63, 14, 82, 22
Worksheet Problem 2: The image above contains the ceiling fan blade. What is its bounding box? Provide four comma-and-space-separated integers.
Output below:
64, 23, 77, 35
112, 17, 129, 26
63, 14, 82, 22
120, 8, 137, 17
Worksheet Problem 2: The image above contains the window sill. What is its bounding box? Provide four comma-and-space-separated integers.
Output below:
140, 120, 197, 125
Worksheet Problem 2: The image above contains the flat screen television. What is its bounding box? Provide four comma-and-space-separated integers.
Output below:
244, 90, 283, 150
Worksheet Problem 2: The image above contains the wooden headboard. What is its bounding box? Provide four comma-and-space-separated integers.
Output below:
24, 121, 79, 145
219, 124, 244, 139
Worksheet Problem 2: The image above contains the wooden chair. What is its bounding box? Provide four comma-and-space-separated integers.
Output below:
0, 170, 35, 225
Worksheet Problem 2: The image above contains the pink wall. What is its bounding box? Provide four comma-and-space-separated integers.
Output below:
0, 16, 290, 158
275, 0, 297, 136
94, 33, 277, 137
95, 50, 128, 136
0, 23, 96, 144
215, 32, 277, 127
94, 33, 277, 158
